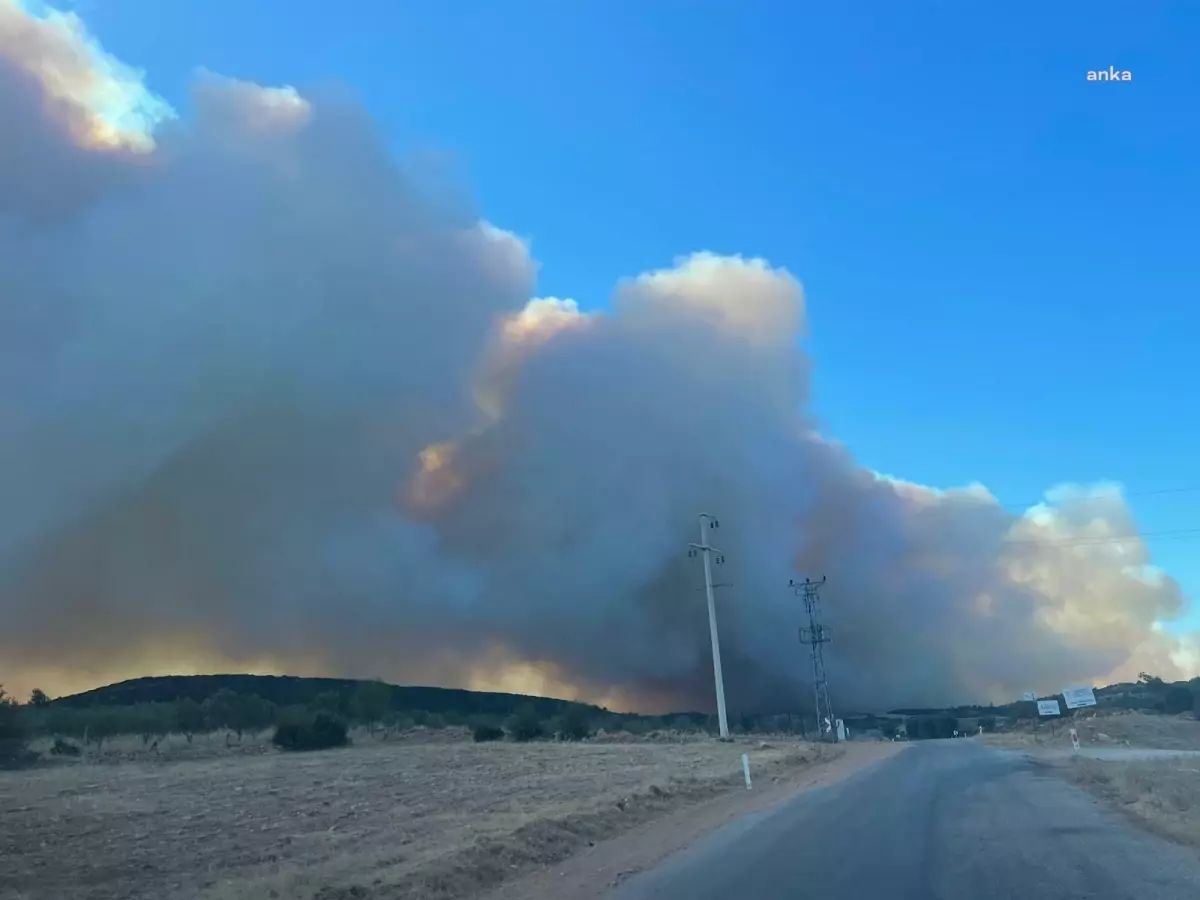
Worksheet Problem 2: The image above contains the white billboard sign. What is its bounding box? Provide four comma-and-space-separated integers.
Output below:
1021, 691, 1037, 702
1062, 686, 1097, 710
1037, 699, 1062, 717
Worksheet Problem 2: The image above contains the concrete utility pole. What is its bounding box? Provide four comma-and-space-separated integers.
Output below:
792, 576, 836, 742
688, 513, 729, 739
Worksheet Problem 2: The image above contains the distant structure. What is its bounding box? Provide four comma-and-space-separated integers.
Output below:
792, 576, 837, 742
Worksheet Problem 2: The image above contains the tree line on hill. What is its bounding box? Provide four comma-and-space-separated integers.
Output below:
10, 671, 1192, 767
995, 673, 1200, 721
887, 674, 1200, 716
1099, 673, 1200, 716
0, 675, 847, 767
51, 674, 592, 720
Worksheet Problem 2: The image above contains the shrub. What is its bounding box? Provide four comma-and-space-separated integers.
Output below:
50, 737, 81, 757
473, 724, 505, 742
351, 681, 392, 733
125, 702, 177, 744
558, 706, 592, 741
423, 713, 446, 730
60, 707, 122, 748
0, 686, 34, 769
617, 717, 650, 736
174, 698, 206, 742
272, 711, 349, 752
203, 689, 243, 736
506, 705, 546, 742
1164, 685, 1194, 715
239, 694, 279, 736
312, 691, 344, 715
381, 712, 414, 734
768, 714, 793, 734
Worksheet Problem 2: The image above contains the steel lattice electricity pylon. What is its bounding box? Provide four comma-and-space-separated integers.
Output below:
792, 576, 836, 742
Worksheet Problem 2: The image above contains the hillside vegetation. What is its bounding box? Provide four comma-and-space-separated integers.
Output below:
878, 673, 1200, 743
4, 670, 1197, 768
51, 673, 593, 719
2, 674, 840, 767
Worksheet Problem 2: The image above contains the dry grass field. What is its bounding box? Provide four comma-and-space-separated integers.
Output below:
0, 732, 836, 900
1066, 758, 1200, 849
23, 723, 467, 765
983, 710, 1200, 751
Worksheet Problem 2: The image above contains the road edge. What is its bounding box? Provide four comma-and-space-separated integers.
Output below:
482, 741, 909, 900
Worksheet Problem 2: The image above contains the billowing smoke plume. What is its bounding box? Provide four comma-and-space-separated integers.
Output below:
1, 1, 1195, 712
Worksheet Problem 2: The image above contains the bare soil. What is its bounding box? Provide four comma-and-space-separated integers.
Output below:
0, 733, 850, 900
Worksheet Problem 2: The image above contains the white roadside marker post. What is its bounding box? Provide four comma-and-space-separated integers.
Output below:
742, 753, 752, 789
1070, 728, 1080, 753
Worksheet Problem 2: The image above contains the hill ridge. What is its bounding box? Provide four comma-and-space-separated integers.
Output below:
51, 673, 609, 719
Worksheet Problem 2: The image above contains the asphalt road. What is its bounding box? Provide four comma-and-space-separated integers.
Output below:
608, 740, 1200, 900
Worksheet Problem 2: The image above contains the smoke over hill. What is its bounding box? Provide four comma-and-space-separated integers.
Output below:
1, 1, 1195, 713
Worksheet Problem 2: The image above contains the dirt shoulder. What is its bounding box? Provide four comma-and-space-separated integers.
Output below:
990, 712, 1200, 852
482, 741, 907, 900
1061, 757, 1200, 850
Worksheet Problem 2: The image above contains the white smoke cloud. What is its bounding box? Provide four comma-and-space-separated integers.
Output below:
0, 1, 1194, 711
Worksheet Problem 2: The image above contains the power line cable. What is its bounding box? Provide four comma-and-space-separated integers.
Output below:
1000, 526, 1200, 549
995, 485, 1200, 513
964, 485, 1200, 548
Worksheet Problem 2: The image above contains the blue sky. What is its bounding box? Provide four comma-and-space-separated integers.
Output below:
70, 1, 1199, 624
